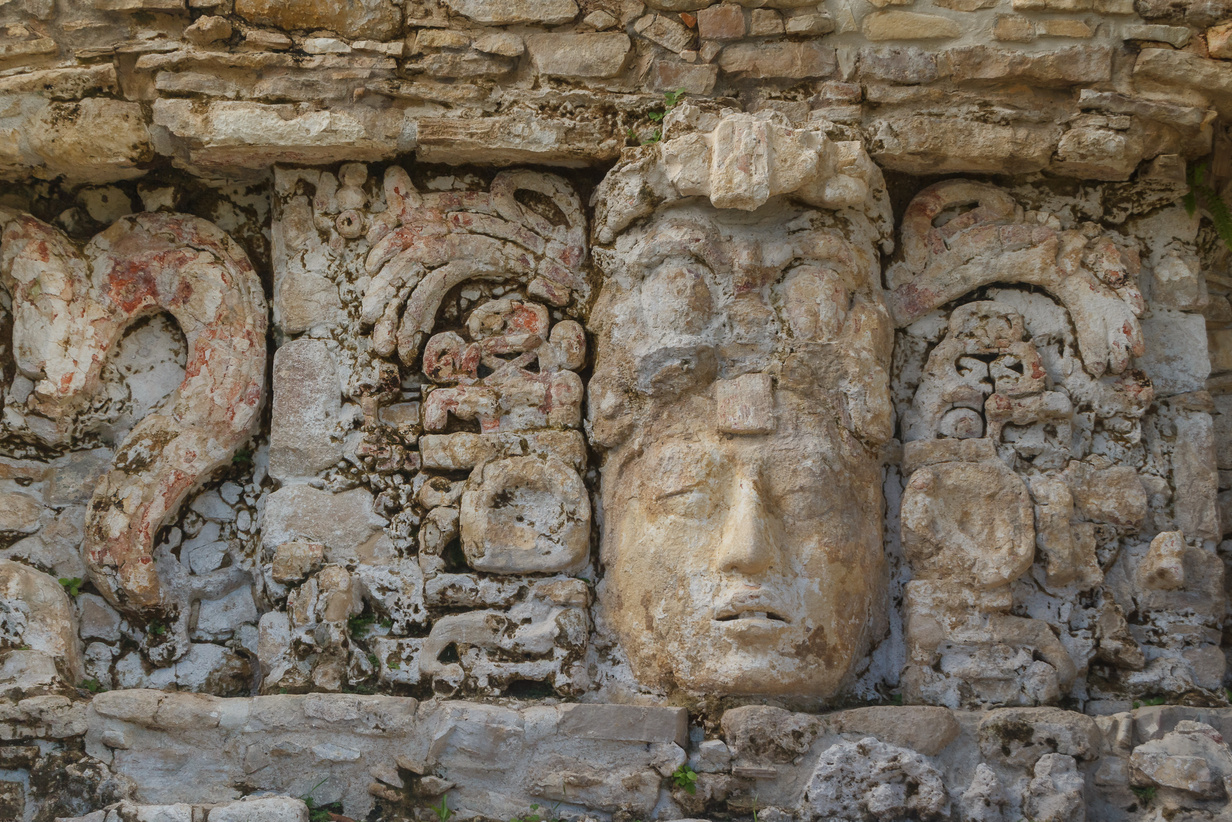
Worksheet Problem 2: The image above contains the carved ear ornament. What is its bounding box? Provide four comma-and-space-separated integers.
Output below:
360, 167, 589, 371
887, 179, 1146, 380
0, 211, 267, 622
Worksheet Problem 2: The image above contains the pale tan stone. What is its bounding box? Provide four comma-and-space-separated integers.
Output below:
748, 9, 784, 35
863, 12, 962, 41
445, 0, 578, 25
29, 98, 151, 183
1209, 21, 1232, 58
717, 40, 836, 78
1039, 19, 1093, 37
526, 33, 632, 78
994, 14, 1036, 41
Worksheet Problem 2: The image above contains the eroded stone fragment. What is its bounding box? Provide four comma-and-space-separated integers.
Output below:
804, 738, 949, 821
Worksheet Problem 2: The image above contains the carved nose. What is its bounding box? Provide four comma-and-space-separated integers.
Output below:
715, 474, 779, 577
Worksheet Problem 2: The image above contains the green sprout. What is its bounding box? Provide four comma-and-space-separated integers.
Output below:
430, 796, 454, 822
148, 620, 167, 637
348, 613, 376, 639
1184, 160, 1232, 251
59, 577, 83, 597
671, 764, 699, 795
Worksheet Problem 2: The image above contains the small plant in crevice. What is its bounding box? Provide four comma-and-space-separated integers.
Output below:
430, 796, 454, 822
301, 777, 337, 822
1184, 160, 1232, 252
630, 88, 688, 146
58, 577, 83, 597
671, 764, 699, 795
231, 447, 254, 465
509, 801, 563, 822
348, 613, 376, 640
1131, 785, 1157, 803
1132, 696, 1166, 709
78, 678, 105, 694
147, 619, 167, 637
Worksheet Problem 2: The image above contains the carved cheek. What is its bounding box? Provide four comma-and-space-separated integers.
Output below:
640, 262, 713, 337
776, 266, 848, 342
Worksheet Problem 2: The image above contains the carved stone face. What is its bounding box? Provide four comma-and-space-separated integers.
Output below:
591, 201, 890, 698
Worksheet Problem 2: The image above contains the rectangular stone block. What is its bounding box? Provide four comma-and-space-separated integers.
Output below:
557, 703, 688, 747
269, 339, 343, 481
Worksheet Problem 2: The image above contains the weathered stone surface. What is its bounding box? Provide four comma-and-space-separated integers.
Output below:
29, 99, 152, 183
526, 33, 632, 78
717, 40, 836, 78
262, 486, 391, 566
234, 0, 400, 39
863, 11, 962, 40
269, 340, 343, 481
590, 108, 892, 699
445, 0, 578, 25
804, 738, 948, 821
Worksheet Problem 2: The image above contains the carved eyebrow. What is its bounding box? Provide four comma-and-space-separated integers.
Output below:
630, 222, 722, 270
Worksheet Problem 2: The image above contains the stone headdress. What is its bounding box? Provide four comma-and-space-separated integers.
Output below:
590, 102, 894, 253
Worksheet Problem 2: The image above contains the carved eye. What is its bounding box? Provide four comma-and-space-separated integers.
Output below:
640, 260, 713, 337
774, 265, 847, 342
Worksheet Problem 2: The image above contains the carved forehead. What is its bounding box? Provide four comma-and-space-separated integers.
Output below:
608, 201, 879, 291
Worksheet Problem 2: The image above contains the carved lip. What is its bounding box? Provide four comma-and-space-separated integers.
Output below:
713, 593, 790, 624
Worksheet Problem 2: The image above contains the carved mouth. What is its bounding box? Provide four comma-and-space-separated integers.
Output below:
714, 601, 790, 623
715, 610, 789, 623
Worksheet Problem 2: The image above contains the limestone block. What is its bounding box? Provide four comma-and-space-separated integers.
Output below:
460, 457, 590, 574
1210, 21, 1232, 58
1024, 754, 1085, 822
803, 738, 948, 822
902, 461, 1035, 589
863, 12, 962, 40
557, 703, 689, 746
184, 16, 232, 46
0, 493, 41, 534
635, 13, 696, 53
1134, 49, 1232, 116
717, 41, 837, 79
526, 33, 632, 78
698, 4, 745, 39
0, 560, 82, 683
1131, 720, 1232, 797
823, 706, 961, 756
858, 47, 939, 84
234, 0, 400, 39
271, 542, 324, 584
648, 60, 719, 94
29, 99, 152, 183
960, 764, 1007, 822
444, 0, 578, 24
208, 796, 309, 822
869, 115, 1059, 175
1138, 310, 1210, 396
262, 486, 392, 566
1172, 411, 1221, 542
269, 339, 343, 481
353, 558, 427, 630
977, 708, 1101, 766
945, 45, 1112, 85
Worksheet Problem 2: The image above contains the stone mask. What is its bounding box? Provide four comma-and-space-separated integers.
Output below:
587, 109, 894, 698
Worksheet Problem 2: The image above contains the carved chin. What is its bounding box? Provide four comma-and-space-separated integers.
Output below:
619, 618, 857, 699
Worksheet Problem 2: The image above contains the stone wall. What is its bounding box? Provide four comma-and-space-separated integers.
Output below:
0, 0, 1231, 821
